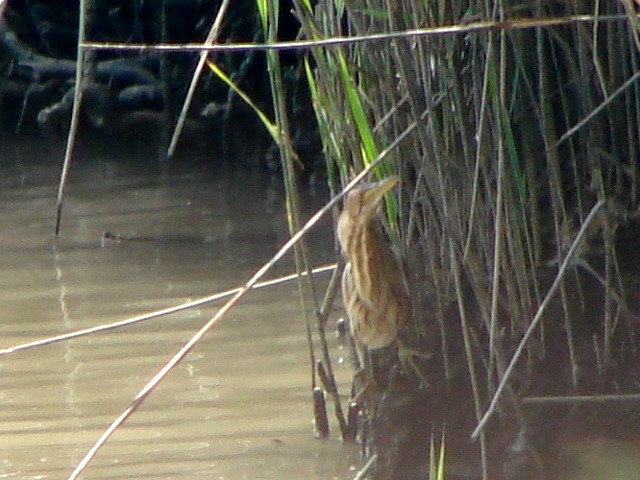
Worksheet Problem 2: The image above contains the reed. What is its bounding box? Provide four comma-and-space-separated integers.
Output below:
294, 0, 640, 477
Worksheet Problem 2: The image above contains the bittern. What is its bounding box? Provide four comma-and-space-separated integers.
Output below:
337, 176, 410, 370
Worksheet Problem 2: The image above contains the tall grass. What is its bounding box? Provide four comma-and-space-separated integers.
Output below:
293, 0, 640, 477
252, 0, 350, 437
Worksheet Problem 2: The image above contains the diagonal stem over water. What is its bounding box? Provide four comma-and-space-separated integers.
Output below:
166, 0, 230, 159
471, 199, 606, 440
0, 265, 337, 357
67, 150, 393, 480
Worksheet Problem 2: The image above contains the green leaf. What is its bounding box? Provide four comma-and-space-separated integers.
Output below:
255, 0, 268, 34
428, 429, 446, 480
437, 429, 446, 480
336, 51, 399, 225
429, 432, 436, 480
304, 57, 347, 182
206, 60, 280, 143
337, 51, 378, 165
298, 0, 313, 13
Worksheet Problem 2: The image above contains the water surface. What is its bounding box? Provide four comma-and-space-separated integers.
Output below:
0, 139, 357, 479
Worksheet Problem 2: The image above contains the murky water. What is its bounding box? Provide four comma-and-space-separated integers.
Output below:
0, 138, 358, 479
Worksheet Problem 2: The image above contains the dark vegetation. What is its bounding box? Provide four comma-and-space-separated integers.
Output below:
294, 2, 640, 479
0, 0, 321, 177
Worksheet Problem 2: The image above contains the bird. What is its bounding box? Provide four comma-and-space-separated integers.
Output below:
337, 176, 411, 372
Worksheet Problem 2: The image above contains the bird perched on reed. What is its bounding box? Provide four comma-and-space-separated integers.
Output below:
337, 176, 410, 370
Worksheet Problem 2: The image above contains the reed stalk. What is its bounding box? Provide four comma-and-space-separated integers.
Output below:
294, 0, 640, 474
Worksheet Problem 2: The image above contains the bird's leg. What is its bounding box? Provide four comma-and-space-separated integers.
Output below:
345, 333, 371, 391
356, 342, 383, 391
350, 342, 394, 404
347, 327, 389, 389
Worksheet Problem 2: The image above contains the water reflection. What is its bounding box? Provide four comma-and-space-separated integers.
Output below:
0, 139, 356, 479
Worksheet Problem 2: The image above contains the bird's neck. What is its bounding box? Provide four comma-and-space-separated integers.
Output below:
347, 221, 387, 297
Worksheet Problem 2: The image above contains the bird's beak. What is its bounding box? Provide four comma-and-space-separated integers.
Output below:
361, 176, 399, 206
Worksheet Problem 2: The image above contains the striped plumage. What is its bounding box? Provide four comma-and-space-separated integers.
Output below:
337, 177, 409, 351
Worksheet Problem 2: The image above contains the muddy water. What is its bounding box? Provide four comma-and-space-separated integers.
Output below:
0, 139, 358, 479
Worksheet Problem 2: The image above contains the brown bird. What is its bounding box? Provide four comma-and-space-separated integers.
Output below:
337, 176, 410, 368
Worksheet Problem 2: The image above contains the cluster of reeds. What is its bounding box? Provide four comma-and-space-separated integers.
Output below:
290, 0, 640, 477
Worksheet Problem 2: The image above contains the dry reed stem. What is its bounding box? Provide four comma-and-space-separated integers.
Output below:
451, 241, 489, 480
555, 68, 640, 148
472, 199, 607, 439
522, 393, 640, 405
79, 15, 636, 54
166, 0, 230, 158
352, 453, 377, 480
53, 0, 88, 235
0, 265, 337, 357
314, 259, 349, 436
